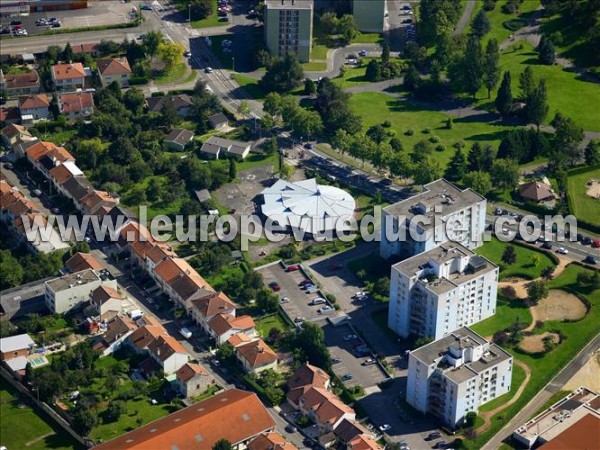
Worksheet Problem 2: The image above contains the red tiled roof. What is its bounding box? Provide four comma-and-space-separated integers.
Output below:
227, 333, 253, 348
539, 414, 600, 450
93, 389, 276, 450
0, 107, 20, 122
65, 252, 103, 273
191, 291, 236, 319
148, 335, 188, 361
301, 387, 354, 426
49, 164, 74, 185
130, 240, 174, 264
175, 362, 210, 383
19, 94, 50, 109
25, 141, 74, 163
248, 432, 298, 450
127, 324, 166, 350
80, 190, 116, 214
71, 43, 99, 54
51, 63, 86, 81
288, 363, 330, 390
348, 434, 382, 450
97, 57, 132, 76
59, 91, 94, 113
236, 339, 278, 368
1, 124, 31, 140
90, 286, 121, 305
1, 70, 40, 89
208, 314, 255, 337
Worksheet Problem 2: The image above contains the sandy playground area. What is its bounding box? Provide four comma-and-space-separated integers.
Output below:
519, 332, 560, 354
563, 351, 600, 392
532, 289, 587, 322
586, 179, 600, 199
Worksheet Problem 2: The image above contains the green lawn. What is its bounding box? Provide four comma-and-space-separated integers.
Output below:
476, 237, 555, 280
566, 167, 600, 227
232, 73, 267, 99
235, 152, 278, 171
471, 295, 533, 337
333, 65, 369, 88
467, 264, 600, 450
1, 380, 81, 450
36, 128, 78, 145
312, 43, 329, 60
120, 175, 183, 220
483, 0, 541, 46
190, 0, 223, 28
349, 92, 515, 168
352, 33, 383, 44
155, 62, 188, 85
474, 42, 600, 131
302, 61, 328, 71
255, 313, 290, 338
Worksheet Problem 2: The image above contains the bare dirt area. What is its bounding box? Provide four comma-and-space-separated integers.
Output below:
586, 179, 600, 199
563, 351, 600, 392
519, 332, 560, 354
533, 289, 587, 322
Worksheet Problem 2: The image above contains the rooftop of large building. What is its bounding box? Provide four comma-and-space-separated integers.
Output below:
383, 179, 485, 227
265, 0, 313, 10
45, 269, 101, 293
410, 327, 511, 383
392, 243, 497, 294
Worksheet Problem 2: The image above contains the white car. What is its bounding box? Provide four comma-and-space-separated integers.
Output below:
379, 424, 391, 431
280, 296, 290, 303
354, 291, 367, 298
310, 297, 326, 305
317, 306, 334, 314
205, 67, 213, 73
557, 247, 569, 255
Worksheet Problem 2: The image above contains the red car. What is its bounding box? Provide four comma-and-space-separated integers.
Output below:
592, 240, 600, 248
269, 281, 281, 292
286, 264, 300, 272
299, 279, 312, 286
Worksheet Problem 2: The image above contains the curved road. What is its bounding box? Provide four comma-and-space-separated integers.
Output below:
453, 0, 477, 36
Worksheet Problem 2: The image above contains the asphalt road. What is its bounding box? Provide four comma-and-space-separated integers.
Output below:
453, 0, 477, 36
482, 332, 600, 450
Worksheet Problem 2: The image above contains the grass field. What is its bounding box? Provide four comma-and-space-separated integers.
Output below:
476, 237, 555, 280
1, 380, 81, 450
474, 42, 600, 131
467, 264, 600, 450
255, 313, 290, 338
482, 0, 541, 46
566, 167, 600, 226
352, 33, 383, 44
190, 0, 222, 28
333, 65, 369, 88
155, 62, 188, 85
348, 92, 515, 168
471, 294, 533, 337
233, 73, 267, 99
302, 61, 328, 71
121, 175, 183, 220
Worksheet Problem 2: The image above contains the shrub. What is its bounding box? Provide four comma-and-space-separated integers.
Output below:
503, 19, 526, 31
405, 128, 415, 136
429, 135, 440, 143
501, 286, 517, 299
382, 120, 392, 128
446, 117, 453, 129
435, 144, 446, 152
325, 293, 337, 304
422, 127, 431, 134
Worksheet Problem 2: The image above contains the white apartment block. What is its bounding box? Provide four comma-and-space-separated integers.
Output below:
45, 269, 117, 314
389, 243, 498, 340
380, 179, 487, 260
407, 327, 512, 428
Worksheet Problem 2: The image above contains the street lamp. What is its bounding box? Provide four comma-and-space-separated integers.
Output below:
188, 3, 191, 22
232, 56, 235, 72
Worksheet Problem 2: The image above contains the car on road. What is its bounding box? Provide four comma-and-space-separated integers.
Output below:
581, 236, 592, 245
309, 297, 326, 305
331, 357, 342, 364
303, 143, 314, 149
269, 281, 281, 292
205, 67, 213, 73
341, 373, 353, 381
361, 358, 377, 366
542, 241, 553, 250
593, 240, 600, 248
379, 424, 391, 431
583, 255, 597, 264
344, 334, 358, 341
556, 247, 568, 255
402, 18, 413, 23
299, 279, 313, 286
426, 432, 441, 441
433, 441, 448, 449
358, 50, 367, 57
285, 424, 297, 433
301, 283, 315, 290
317, 305, 333, 314
402, 4, 412, 10
280, 296, 290, 303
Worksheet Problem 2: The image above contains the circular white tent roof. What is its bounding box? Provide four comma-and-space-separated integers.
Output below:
260, 178, 356, 235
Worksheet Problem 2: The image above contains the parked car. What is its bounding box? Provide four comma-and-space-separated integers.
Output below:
582, 236, 592, 245
592, 240, 600, 248
299, 279, 312, 286
379, 424, 391, 431
317, 305, 333, 314
280, 296, 290, 303
179, 327, 192, 339
583, 255, 597, 265
358, 49, 367, 57
556, 247, 568, 255
433, 441, 448, 449
344, 334, 358, 341
286, 264, 300, 272
183, 50, 192, 57
294, 316, 304, 323
361, 358, 377, 366
32, 189, 42, 196
426, 432, 441, 441
285, 424, 297, 433
309, 297, 326, 305
205, 67, 213, 73
331, 357, 342, 364
542, 242, 553, 250
303, 143, 314, 149
269, 281, 281, 292
341, 373, 353, 381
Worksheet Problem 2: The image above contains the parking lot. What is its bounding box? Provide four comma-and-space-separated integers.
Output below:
257, 263, 333, 323
0, 2, 135, 36
325, 323, 388, 389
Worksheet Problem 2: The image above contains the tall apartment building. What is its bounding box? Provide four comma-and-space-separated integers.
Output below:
264, 0, 313, 63
380, 179, 487, 260
389, 243, 498, 339
407, 327, 512, 428
352, 0, 385, 32
45, 269, 117, 314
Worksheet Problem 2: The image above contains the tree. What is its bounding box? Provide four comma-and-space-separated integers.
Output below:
552, 113, 585, 166
541, 266, 555, 280
260, 54, 304, 93
71, 241, 91, 255
501, 245, 517, 265
527, 280, 549, 305
291, 108, 323, 138
445, 147, 467, 181
314, 78, 361, 135
213, 439, 233, 450
304, 78, 317, 96
160, 101, 180, 128
157, 42, 184, 72
463, 171, 493, 196
228, 159, 237, 180
337, 14, 358, 44
105, 400, 127, 422
491, 158, 519, 190
263, 92, 282, 117
142, 31, 163, 59
366, 124, 387, 144
123, 87, 146, 116
390, 137, 403, 152
404, 64, 421, 91
537, 35, 556, 65
389, 151, 413, 178
483, 38, 500, 98
471, 9, 491, 37
526, 79, 549, 130
463, 34, 484, 98
237, 100, 251, 118
382, 40, 391, 63
290, 322, 331, 369
365, 60, 382, 82
584, 141, 600, 165
411, 140, 434, 164
0, 251, 24, 289
281, 163, 295, 180
72, 406, 98, 436
530, 254, 542, 267
320, 11, 337, 34
413, 157, 443, 185
519, 66, 535, 101
495, 71, 513, 116
62, 42, 74, 62
256, 289, 278, 313
190, 0, 213, 20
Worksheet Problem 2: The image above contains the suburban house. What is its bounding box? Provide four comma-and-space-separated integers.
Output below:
94, 389, 276, 450
174, 362, 215, 398
207, 313, 256, 345
152, 257, 215, 309
94, 315, 136, 356
25, 141, 75, 176
18, 94, 51, 121
200, 136, 251, 160
1, 123, 37, 149
0, 69, 41, 97
347, 434, 382, 450
519, 180, 556, 203
80, 189, 118, 215
164, 128, 195, 151
208, 112, 229, 130
51, 63, 87, 90
287, 363, 331, 398
65, 252, 103, 273
248, 432, 298, 450
130, 240, 175, 276
190, 291, 237, 335
97, 57, 132, 87
0, 106, 21, 125
127, 323, 168, 354
49, 161, 83, 195
0, 333, 34, 361
89, 285, 124, 319
62, 175, 95, 210
58, 91, 95, 121
147, 335, 189, 375
233, 337, 278, 374
44, 268, 118, 314
71, 43, 100, 57
146, 94, 194, 117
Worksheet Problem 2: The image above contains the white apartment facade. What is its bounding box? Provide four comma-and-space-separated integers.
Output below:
389, 243, 498, 340
45, 269, 117, 314
407, 327, 512, 428
380, 179, 487, 260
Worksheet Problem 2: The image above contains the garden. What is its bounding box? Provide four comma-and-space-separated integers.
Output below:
566, 166, 600, 230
